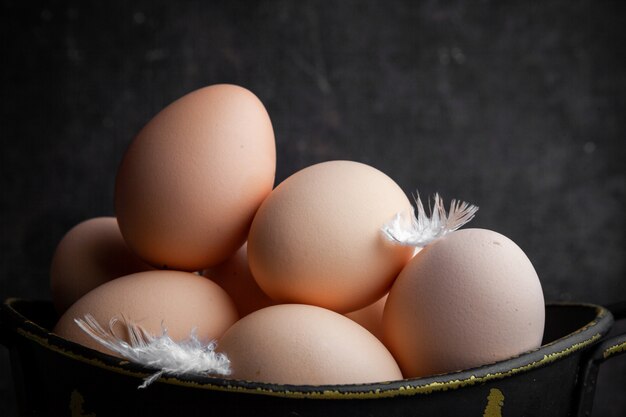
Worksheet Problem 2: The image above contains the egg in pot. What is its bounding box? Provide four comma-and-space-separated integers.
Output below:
54, 270, 239, 357
203, 243, 275, 318
344, 294, 387, 341
115, 84, 276, 271
217, 304, 403, 385
344, 250, 420, 340
247, 160, 414, 313
50, 217, 153, 314
383, 228, 545, 378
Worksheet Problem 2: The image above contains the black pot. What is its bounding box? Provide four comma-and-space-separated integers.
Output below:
1, 298, 625, 417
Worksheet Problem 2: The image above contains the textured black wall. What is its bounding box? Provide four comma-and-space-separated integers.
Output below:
1, 1, 625, 415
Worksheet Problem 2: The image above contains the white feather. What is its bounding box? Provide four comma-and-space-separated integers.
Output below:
74, 314, 231, 388
381, 193, 478, 247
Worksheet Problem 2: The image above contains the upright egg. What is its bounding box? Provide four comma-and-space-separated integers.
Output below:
383, 228, 545, 378
217, 304, 403, 385
115, 84, 276, 271
50, 217, 153, 314
248, 160, 414, 313
54, 270, 238, 357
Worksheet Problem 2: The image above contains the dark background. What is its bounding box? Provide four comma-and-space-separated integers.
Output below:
1, 0, 624, 415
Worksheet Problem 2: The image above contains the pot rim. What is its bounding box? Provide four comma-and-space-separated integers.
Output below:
1, 298, 613, 400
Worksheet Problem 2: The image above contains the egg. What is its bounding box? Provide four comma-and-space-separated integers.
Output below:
115, 84, 276, 271
202, 243, 275, 317
50, 217, 153, 314
54, 270, 238, 357
217, 304, 403, 385
344, 250, 421, 340
247, 160, 414, 313
383, 228, 545, 378
345, 294, 387, 341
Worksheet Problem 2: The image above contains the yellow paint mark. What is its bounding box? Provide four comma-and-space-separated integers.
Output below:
483, 388, 504, 417
70, 390, 96, 417
603, 340, 626, 359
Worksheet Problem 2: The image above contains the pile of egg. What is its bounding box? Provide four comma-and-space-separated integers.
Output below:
52, 84, 545, 385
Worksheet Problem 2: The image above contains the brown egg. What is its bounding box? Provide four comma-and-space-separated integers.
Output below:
54, 270, 238, 357
345, 294, 387, 341
344, 251, 418, 340
50, 217, 153, 314
248, 160, 414, 313
115, 84, 276, 271
203, 243, 275, 318
383, 228, 545, 378
218, 304, 403, 385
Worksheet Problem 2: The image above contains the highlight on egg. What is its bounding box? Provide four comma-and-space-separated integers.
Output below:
115, 84, 276, 272
383, 228, 545, 378
247, 160, 414, 313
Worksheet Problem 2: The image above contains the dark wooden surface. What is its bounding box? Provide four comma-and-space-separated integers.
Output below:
1, 1, 624, 416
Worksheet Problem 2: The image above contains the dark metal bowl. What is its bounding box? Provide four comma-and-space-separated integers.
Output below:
1, 298, 625, 417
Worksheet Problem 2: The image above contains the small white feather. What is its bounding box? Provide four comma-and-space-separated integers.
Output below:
74, 314, 231, 388
381, 193, 478, 247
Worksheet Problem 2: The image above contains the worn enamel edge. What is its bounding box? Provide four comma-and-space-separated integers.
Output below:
603, 340, 626, 359
16, 325, 603, 400
17, 328, 153, 381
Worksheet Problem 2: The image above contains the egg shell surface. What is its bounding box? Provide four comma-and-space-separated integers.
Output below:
247, 160, 414, 313
345, 249, 420, 340
115, 84, 276, 271
218, 304, 403, 385
345, 294, 387, 341
203, 243, 275, 318
54, 270, 238, 357
50, 217, 153, 314
383, 228, 545, 378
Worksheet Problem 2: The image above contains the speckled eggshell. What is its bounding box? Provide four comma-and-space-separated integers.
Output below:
115, 84, 276, 271
383, 228, 545, 378
203, 242, 275, 318
54, 270, 238, 357
247, 160, 414, 313
217, 304, 403, 385
50, 217, 153, 314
